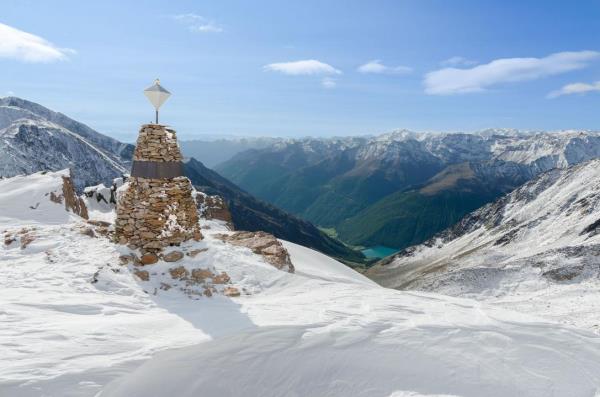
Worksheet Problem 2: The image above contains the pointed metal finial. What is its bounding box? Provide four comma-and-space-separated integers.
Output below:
144, 79, 171, 124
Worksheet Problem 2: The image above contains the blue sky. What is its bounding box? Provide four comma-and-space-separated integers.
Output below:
1, 0, 599, 141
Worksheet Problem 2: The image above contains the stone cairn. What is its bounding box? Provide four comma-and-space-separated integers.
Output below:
115, 124, 202, 255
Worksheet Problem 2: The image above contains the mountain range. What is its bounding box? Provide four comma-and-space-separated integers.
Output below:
0, 97, 362, 264
215, 129, 600, 251
180, 136, 280, 168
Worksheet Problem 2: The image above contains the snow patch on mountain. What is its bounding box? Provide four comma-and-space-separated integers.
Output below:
367, 159, 600, 331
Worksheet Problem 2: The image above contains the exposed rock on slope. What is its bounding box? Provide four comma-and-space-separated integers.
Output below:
215, 231, 294, 273
194, 191, 233, 226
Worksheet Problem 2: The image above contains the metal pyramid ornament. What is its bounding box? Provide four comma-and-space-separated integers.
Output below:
144, 79, 171, 123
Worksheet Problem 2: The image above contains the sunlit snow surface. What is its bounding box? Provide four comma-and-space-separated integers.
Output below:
1, 171, 600, 396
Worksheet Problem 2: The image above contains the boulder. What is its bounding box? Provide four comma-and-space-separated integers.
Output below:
212, 272, 231, 284
169, 266, 189, 280
191, 268, 213, 282
223, 286, 241, 297
140, 253, 159, 265
134, 269, 150, 281
163, 250, 184, 262
215, 231, 294, 273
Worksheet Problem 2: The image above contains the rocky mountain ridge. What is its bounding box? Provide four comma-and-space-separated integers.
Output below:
0, 97, 133, 189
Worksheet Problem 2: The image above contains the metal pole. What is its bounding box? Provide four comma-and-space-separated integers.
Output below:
155, 110, 159, 124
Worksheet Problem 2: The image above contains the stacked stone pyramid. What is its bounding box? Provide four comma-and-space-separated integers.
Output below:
115, 124, 202, 253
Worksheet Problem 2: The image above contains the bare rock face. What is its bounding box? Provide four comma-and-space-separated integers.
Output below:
62, 175, 89, 219
49, 174, 89, 219
195, 192, 233, 228
115, 124, 202, 254
215, 231, 294, 273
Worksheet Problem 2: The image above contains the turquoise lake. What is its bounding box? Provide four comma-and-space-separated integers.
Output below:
361, 246, 399, 259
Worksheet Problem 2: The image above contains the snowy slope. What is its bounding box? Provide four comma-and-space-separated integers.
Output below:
0, 169, 80, 225
367, 159, 600, 330
0, 97, 132, 189
2, 171, 600, 397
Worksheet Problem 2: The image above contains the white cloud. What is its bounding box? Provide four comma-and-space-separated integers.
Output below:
0, 22, 74, 63
424, 50, 600, 95
441, 56, 477, 67
321, 77, 336, 89
357, 60, 412, 74
548, 81, 600, 98
263, 60, 341, 76
171, 14, 224, 33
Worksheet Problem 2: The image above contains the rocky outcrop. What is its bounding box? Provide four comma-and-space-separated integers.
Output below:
117, 248, 240, 299
61, 175, 89, 219
215, 231, 294, 273
3, 227, 36, 249
49, 173, 89, 219
115, 124, 202, 253
195, 191, 233, 227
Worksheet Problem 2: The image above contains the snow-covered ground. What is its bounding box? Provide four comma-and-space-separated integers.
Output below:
2, 171, 600, 396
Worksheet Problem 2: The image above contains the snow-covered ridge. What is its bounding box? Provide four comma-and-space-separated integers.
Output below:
367, 159, 600, 331
0, 97, 132, 190
2, 171, 600, 396
236, 126, 600, 184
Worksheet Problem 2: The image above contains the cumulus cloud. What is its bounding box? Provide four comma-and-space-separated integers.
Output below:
321, 77, 336, 89
0, 22, 74, 63
424, 51, 600, 95
170, 14, 224, 33
357, 60, 412, 74
441, 56, 477, 67
263, 60, 341, 76
548, 81, 600, 98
